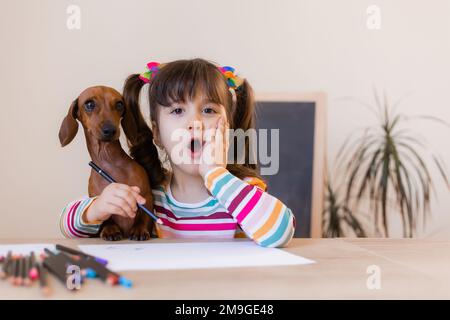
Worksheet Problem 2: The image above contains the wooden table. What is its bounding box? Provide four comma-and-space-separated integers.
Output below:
0, 238, 449, 299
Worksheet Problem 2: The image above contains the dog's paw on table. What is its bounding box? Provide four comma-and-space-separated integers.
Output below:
128, 225, 152, 241
100, 224, 124, 241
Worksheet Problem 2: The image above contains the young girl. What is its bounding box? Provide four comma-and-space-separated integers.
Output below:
60, 58, 296, 248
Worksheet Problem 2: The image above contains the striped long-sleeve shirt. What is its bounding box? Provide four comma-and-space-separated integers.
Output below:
59, 167, 296, 248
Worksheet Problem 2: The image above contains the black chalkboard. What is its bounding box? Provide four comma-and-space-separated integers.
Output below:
255, 101, 318, 238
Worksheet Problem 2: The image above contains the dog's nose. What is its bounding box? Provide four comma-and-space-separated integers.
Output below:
101, 124, 117, 139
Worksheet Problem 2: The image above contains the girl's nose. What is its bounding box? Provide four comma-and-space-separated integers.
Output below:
188, 120, 202, 131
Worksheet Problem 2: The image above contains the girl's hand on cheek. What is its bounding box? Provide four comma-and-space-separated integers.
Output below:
199, 116, 229, 179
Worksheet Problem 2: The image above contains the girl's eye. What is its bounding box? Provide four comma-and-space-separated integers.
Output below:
170, 107, 183, 115
84, 100, 95, 112
203, 107, 217, 114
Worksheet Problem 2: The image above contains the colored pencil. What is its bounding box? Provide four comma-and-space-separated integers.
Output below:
29, 252, 39, 281
38, 263, 51, 296
10, 256, 19, 285
0, 251, 11, 279
56, 244, 108, 266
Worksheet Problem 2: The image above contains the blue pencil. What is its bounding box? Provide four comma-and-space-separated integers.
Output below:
88, 161, 163, 225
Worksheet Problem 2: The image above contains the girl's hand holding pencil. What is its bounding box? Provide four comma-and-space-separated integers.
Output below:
84, 183, 147, 224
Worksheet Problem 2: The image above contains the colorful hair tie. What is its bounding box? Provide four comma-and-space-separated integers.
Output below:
139, 61, 161, 83
139, 61, 244, 90
217, 66, 244, 89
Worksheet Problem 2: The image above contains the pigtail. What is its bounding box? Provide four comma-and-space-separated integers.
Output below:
122, 74, 167, 187
227, 79, 263, 182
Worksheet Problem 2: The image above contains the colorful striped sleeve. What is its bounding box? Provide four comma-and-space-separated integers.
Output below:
59, 196, 101, 238
204, 167, 296, 248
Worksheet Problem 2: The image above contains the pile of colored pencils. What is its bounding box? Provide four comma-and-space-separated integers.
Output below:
0, 251, 50, 296
0, 244, 132, 297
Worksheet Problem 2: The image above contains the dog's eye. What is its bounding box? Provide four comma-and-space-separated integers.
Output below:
116, 101, 124, 111
84, 100, 95, 112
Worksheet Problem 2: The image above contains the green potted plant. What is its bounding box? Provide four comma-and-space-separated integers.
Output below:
324, 90, 449, 237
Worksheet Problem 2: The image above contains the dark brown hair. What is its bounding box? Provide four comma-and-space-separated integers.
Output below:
123, 58, 262, 188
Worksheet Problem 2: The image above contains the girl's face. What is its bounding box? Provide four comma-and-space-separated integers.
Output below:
153, 93, 228, 176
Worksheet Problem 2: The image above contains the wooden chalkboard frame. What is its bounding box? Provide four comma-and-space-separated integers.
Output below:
256, 92, 327, 238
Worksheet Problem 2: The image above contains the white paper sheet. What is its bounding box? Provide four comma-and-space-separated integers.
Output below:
78, 240, 315, 271
0, 243, 55, 256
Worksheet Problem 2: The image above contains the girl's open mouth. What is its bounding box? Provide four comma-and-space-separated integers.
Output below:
189, 138, 204, 159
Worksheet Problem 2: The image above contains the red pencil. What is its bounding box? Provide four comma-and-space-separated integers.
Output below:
29, 252, 39, 281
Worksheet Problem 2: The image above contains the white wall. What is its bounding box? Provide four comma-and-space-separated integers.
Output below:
0, 0, 448, 239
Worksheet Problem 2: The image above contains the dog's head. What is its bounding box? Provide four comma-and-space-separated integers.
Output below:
59, 86, 138, 147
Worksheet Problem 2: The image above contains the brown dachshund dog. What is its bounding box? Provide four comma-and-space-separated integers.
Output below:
58, 86, 154, 241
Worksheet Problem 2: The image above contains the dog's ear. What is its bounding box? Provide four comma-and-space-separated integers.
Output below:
59, 99, 79, 147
